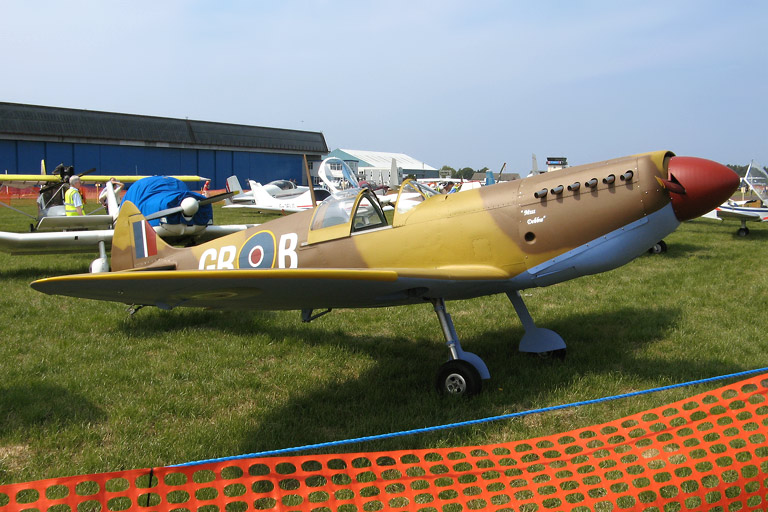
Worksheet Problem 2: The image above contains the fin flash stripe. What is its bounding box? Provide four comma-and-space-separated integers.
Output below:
132, 220, 157, 259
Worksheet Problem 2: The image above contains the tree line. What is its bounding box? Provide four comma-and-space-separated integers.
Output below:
727, 163, 767, 177
439, 165, 490, 180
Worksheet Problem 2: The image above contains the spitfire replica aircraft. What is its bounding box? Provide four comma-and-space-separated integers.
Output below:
702, 160, 768, 236
0, 165, 247, 271
31, 151, 738, 395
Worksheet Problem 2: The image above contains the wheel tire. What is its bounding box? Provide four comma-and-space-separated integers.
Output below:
436, 360, 482, 396
737, 227, 749, 237
648, 240, 667, 254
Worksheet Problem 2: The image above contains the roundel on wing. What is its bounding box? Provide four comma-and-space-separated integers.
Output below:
237, 231, 276, 269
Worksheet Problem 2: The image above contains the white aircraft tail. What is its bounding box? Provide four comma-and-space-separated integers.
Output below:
389, 158, 400, 188
225, 176, 244, 205
248, 180, 278, 206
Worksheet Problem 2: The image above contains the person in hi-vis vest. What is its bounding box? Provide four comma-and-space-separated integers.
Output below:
65, 176, 84, 216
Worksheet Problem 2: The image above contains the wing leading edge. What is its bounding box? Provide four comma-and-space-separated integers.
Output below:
31, 266, 511, 310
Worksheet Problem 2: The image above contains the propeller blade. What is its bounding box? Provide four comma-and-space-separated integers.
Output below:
198, 191, 234, 206
145, 206, 183, 222
77, 168, 98, 178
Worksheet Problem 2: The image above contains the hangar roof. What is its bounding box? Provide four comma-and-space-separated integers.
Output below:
0, 102, 328, 153
330, 149, 436, 170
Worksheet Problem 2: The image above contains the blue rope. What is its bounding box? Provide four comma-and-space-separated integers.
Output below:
171, 367, 768, 468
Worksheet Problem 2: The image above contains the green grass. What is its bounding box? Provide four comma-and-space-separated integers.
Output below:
0, 199, 766, 484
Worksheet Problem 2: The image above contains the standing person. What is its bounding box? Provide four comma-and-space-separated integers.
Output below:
98, 177, 124, 207
65, 176, 84, 216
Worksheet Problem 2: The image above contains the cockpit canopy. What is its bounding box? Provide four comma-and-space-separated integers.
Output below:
308, 188, 388, 243
306, 179, 439, 244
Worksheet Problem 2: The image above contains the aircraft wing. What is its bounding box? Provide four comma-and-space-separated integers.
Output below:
0, 224, 255, 255
0, 175, 62, 188
706, 206, 765, 222
31, 266, 510, 310
0, 230, 114, 255
35, 214, 115, 231
82, 175, 209, 184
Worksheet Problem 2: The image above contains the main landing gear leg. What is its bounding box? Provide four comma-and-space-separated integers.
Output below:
432, 298, 489, 396
737, 219, 750, 237
507, 291, 567, 358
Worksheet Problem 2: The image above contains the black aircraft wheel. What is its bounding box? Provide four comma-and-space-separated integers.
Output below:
436, 360, 482, 396
737, 227, 749, 237
648, 240, 667, 254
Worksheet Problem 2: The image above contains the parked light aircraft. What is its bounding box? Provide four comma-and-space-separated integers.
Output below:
702, 160, 768, 236
31, 151, 738, 395
224, 176, 332, 213
224, 157, 359, 213
0, 162, 208, 231
0, 173, 249, 271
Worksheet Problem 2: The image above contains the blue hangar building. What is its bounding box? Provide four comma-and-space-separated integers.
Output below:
0, 102, 329, 189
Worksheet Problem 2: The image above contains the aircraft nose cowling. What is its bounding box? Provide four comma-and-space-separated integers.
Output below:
666, 156, 740, 221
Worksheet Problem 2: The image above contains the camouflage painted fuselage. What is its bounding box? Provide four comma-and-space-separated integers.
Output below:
32, 151, 738, 311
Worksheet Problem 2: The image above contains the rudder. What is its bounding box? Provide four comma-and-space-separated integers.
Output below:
111, 201, 177, 271
225, 176, 244, 205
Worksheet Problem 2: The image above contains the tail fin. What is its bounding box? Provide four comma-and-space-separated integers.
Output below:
111, 201, 178, 271
389, 158, 400, 187
248, 181, 278, 206
485, 170, 496, 186
225, 176, 244, 205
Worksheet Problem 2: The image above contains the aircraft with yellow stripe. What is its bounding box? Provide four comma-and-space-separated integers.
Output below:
31, 151, 739, 395
0, 162, 251, 270
0, 161, 208, 232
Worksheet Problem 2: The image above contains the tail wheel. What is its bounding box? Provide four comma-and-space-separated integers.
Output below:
436, 360, 482, 396
648, 240, 668, 254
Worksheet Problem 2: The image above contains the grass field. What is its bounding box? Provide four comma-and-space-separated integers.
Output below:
0, 198, 766, 485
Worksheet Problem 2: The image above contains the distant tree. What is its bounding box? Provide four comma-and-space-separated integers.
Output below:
727, 164, 749, 177
406, 174, 416, 180
457, 167, 475, 180
727, 163, 768, 177
439, 165, 455, 179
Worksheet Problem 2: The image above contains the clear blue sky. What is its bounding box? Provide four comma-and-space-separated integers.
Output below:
1, 0, 765, 173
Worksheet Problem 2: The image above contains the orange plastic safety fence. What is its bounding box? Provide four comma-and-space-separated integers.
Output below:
1, 374, 766, 512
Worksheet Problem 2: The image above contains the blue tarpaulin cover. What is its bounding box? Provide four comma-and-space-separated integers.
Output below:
122, 176, 212, 227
